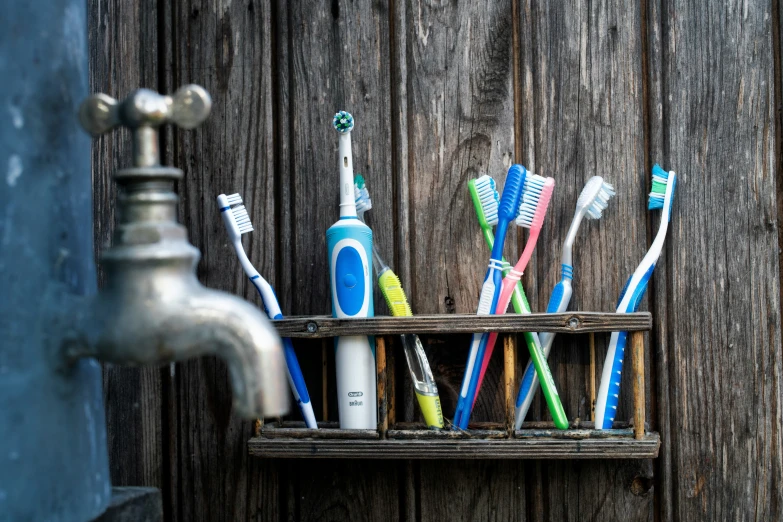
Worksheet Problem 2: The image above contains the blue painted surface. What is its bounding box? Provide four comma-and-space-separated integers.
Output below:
0, 1, 111, 520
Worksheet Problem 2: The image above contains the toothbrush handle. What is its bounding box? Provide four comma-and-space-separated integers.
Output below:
453, 263, 501, 429
282, 337, 318, 429
249, 276, 318, 429
515, 277, 572, 428
476, 227, 565, 427
594, 331, 627, 429
472, 276, 568, 430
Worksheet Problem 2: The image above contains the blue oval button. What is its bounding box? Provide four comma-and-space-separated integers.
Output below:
335, 246, 365, 316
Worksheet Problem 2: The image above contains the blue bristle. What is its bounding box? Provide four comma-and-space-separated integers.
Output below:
498, 165, 526, 220
648, 163, 671, 210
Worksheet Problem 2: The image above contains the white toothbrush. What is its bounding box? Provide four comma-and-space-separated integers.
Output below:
217, 193, 317, 428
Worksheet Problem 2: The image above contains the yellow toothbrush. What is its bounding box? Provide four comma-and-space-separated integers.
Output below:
355, 175, 444, 429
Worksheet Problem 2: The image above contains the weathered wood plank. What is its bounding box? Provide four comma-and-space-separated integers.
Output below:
655, 0, 783, 520
88, 0, 165, 496
276, 2, 401, 521
393, 0, 528, 519
248, 433, 660, 459
165, 0, 279, 520
273, 312, 651, 337
517, 0, 656, 519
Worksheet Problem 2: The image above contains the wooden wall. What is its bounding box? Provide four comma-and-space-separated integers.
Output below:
89, 0, 783, 520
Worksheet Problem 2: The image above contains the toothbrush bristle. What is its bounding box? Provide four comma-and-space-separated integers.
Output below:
231, 205, 254, 235
473, 175, 499, 226
585, 180, 616, 220
516, 174, 551, 228
225, 193, 243, 206
648, 163, 670, 210
333, 110, 354, 133
354, 185, 372, 214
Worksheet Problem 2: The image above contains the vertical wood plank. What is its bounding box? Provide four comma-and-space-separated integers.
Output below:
165, 0, 280, 520
276, 2, 401, 520
518, 0, 656, 519
393, 0, 528, 519
655, 0, 783, 519
88, 0, 164, 495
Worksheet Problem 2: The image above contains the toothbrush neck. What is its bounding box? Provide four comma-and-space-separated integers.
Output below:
561, 209, 585, 268
338, 133, 357, 218
490, 220, 510, 260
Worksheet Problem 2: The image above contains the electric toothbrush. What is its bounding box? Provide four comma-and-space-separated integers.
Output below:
327, 111, 377, 429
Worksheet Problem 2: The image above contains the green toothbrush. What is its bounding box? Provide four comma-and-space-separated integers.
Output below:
468, 175, 568, 429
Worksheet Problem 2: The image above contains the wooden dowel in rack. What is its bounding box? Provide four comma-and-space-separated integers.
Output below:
321, 339, 328, 421
377, 336, 388, 438
589, 333, 596, 422
504, 334, 516, 436
631, 331, 645, 440
387, 336, 396, 427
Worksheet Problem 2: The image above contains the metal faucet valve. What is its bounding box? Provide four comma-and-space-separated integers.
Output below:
79, 85, 212, 167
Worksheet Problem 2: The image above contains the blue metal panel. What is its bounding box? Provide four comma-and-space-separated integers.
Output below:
0, 1, 110, 520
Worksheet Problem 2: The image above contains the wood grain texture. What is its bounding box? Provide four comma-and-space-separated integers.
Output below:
655, 0, 783, 519
165, 0, 279, 520
272, 312, 651, 337
87, 0, 165, 494
517, 0, 656, 520
392, 0, 529, 519
275, 2, 401, 522
248, 434, 660, 459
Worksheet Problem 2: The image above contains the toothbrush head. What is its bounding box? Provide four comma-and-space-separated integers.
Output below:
649, 163, 677, 221
333, 111, 354, 133
468, 175, 500, 228
354, 174, 372, 215
516, 175, 555, 229
498, 164, 527, 221
217, 193, 253, 241
577, 176, 616, 220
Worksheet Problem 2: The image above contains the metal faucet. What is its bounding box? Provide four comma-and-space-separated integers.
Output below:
65, 85, 289, 419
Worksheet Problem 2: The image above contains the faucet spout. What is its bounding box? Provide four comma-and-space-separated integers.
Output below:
69, 277, 289, 418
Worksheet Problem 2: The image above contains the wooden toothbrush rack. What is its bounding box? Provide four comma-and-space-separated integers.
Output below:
247, 312, 660, 459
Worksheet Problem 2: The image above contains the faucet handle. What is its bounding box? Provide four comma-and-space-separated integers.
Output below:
79, 85, 212, 167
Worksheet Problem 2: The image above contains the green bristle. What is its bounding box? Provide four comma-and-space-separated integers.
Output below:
355, 174, 365, 189
650, 179, 668, 194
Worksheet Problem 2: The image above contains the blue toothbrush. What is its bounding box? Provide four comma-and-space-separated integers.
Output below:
452, 164, 526, 429
217, 193, 317, 428
594, 164, 676, 429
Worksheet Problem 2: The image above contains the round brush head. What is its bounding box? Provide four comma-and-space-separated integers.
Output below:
333, 111, 354, 133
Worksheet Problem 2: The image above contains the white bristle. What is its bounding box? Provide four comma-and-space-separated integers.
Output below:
474, 175, 499, 226
585, 181, 616, 220
515, 174, 546, 228
355, 185, 372, 214
231, 205, 254, 234
225, 193, 243, 206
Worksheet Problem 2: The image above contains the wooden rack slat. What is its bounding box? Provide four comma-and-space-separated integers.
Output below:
273, 312, 651, 338
247, 433, 661, 459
